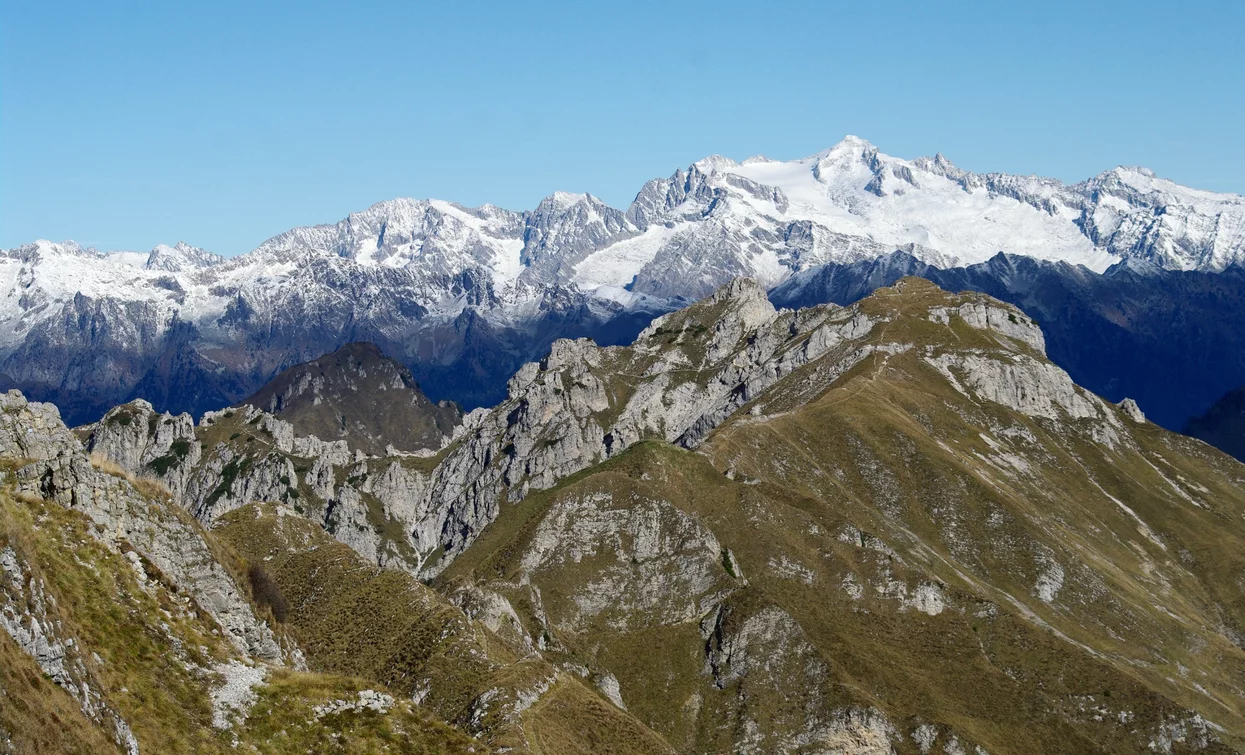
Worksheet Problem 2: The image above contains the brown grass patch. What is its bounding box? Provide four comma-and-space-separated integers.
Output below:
89, 452, 173, 500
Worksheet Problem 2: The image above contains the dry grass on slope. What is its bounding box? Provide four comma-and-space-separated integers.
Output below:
214, 502, 675, 755
0, 486, 483, 754
89, 451, 174, 501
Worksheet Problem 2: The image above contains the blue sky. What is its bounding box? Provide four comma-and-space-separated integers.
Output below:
2, 0, 1242, 256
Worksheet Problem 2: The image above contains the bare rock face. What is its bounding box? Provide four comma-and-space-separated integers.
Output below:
516, 492, 732, 633
927, 351, 1107, 422
84, 399, 201, 498
413, 278, 886, 572
1118, 397, 1147, 423
0, 391, 283, 663
937, 299, 1047, 354
702, 601, 898, 754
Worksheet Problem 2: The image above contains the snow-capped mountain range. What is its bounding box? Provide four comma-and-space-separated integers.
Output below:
4, 136, 1245, 426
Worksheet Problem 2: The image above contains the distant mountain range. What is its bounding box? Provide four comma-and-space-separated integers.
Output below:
4, 136, 1245, 452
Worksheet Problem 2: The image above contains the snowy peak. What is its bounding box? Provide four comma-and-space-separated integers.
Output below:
692, 154, 740, 174
19, 239, 103, 261
4, 136, 1245, 340
1075, 165, 1245, 271
812, 134, 881, 170
145, 241, 223, 272
540, 190, 592, 210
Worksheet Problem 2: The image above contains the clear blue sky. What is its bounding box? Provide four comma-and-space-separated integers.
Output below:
2, 0, 1242, 256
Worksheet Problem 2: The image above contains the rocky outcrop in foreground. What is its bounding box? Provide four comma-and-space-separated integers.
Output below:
0, 392, 282, 661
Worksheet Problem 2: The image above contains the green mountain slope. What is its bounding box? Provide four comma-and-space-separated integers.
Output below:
214, 502, 674, 754
436, 278, 1245, 754
0, 484, 478, 754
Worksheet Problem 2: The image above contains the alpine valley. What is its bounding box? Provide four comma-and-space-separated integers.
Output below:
4, 138, 1245, 754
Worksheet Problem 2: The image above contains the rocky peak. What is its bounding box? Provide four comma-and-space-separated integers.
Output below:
6, 239, 101, 264
640, 277, 778, 356
691, 154, 740, 174
520, 191, 635, 276
624, 162, 724, 229
237, 342, 461, 456
144, 241, 223, 272
83, 399, 201, 498
812, 134, 882, 179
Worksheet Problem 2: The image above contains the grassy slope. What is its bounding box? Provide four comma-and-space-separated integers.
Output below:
0, 631, 123, 755
438, 279, 1245, 754
214, 503, 675, 755
0, 487, 479, 754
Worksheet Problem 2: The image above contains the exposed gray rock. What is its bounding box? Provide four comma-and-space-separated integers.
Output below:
701, 600, 899, 754
945, 300, 1046, 354
515, 492, 732, 633
1118, 397, 1147, 423
0, 391, 283, 663
85, 400, 201, 498
927, 351, 1105, 423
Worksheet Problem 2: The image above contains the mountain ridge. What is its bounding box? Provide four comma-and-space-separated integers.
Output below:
4, 136, 1245, 440
12, 275, 1245, 753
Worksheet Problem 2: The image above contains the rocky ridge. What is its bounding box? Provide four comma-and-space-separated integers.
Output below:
0, 392, 282, 662
435, 278, 1245, 754
770, 250, 1245, 431
0, 395, 676, 752
81, 276, 1165, 586
8, 277, 1245, 753
83, 277, 894, 576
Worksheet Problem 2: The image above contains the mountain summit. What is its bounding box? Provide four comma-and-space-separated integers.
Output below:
236, 342, 461, 456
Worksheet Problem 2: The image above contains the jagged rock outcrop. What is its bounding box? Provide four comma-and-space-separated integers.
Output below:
414, 278, 883, 571
432, 278, 1245, 754
0, 391, 283, 662
83, 399, 201, 498
516, 491, 732, 633
927, 351, 1110, 423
